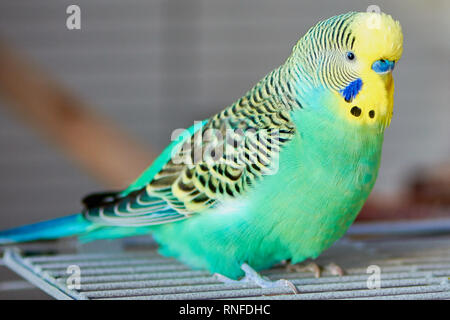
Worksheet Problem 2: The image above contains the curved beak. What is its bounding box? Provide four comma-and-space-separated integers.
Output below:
372, 59, 395, 74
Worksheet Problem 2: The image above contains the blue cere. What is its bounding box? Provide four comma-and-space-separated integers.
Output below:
372, 59, 395, 74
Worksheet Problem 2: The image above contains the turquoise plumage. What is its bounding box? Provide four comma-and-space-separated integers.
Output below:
0, 11, 403, 285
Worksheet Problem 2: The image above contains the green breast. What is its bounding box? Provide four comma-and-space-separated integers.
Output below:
150, 92, 385, 278
246, 102, 384, 263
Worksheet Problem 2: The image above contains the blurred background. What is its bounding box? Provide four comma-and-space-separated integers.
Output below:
0, 0, 449, 229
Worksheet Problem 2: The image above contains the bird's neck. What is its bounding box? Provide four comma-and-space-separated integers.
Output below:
289, 98, 385, 171
274, 56, 322, 111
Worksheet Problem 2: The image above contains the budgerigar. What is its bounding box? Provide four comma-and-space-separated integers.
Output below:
0, 11, 403, 289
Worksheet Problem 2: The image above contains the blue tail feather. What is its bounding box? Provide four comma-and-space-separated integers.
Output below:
0, 214, 94, 244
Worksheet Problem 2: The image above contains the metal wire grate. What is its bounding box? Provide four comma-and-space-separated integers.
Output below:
2, 219, 450, 299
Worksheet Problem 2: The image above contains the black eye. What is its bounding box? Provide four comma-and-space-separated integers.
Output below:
346, 51, 355, 61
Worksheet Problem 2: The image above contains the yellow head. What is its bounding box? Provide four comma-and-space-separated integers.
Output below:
292, 11, 403, 130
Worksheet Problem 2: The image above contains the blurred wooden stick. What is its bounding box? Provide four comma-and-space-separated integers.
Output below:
0, 41, 154, 188
409, 161, 450, 206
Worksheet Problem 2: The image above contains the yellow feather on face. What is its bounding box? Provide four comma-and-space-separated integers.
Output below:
335, 12, 403, 129
352, 12, 403, 63
289, 11, 403, 131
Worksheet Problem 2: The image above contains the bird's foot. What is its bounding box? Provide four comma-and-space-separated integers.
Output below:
325, 262, 345, 277
284, 260, 345, 278
214, 263, 299, 294
285, 261, 322, 278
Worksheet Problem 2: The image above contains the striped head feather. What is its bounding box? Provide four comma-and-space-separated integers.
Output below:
288, 11, 403, 130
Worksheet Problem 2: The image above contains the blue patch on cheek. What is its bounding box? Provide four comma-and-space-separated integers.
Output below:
339, 78, 363, 102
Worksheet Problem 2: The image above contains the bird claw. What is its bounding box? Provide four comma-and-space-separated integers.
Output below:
214, 263, 299, 294
285, 261, 322, 278
284, 260, 345, 278
325, 262, 345, 276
